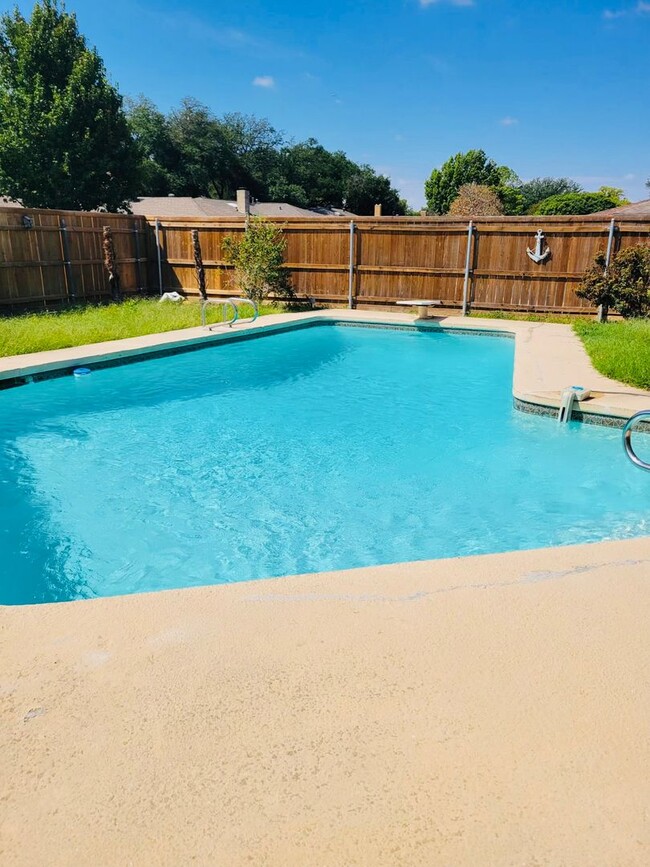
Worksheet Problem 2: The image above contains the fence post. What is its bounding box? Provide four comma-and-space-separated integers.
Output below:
155, 219, 163, 295
191, 229, 207, 300
461, 220, 474, 316
598, 218, 616, 323
133, 222, 142, 293
348, 220, 355, 309
59, 217, 75, 303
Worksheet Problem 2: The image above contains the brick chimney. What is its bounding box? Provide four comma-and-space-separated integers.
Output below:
236, 189, 250, 216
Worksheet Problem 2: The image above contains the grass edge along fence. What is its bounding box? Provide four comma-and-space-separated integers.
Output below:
1, 206, 649, 314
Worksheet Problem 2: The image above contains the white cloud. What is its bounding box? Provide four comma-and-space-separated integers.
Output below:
603, 1, 650, 18
500, 116, 519, 126
419, 0, 475, 7
147, 8, 308, 61
252, 76, 275, 88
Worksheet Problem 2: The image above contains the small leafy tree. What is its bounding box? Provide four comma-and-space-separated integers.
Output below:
0, 0, 139, 210
531, 191, 617, 215
424, 149, 502, 215
596, 186, 630, 207
222, 217, 293, 304
577, 246, 650, 318
449, 184, 504, 216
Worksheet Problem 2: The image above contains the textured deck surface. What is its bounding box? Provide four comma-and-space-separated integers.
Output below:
2, 537, 650, 866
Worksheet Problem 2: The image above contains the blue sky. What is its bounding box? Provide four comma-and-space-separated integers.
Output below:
2, 0, 649, 206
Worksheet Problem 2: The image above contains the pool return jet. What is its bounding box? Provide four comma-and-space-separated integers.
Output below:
557, 385, 590, 423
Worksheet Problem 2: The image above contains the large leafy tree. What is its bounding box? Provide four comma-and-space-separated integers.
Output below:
127, 101, 280, 200
269, 138, 357, 208
126, 96, 175, 196
0, 0, 138, 210
518, 177, 582, 213
269, 139, 405, 213
126, 99, 407, 212
344, 167, 406, 215
425, 149, 503, 214
221, 112, 284, 195
165, 98, 251, 199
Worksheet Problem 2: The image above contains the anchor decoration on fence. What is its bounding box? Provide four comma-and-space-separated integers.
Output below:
526, 229, 551, 264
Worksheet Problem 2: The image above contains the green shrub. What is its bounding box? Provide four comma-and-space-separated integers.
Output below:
222, 217, 293, 304
577, 246, 650, 318
530, 192, 617, 215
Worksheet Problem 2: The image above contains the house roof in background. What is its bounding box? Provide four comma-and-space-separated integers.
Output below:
1, 194, 357, 217
128, 196, 355, 218
592, 198, 650, 218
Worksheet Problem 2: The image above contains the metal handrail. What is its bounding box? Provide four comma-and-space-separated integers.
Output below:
622, 410, 650, 472
201, 296, 258, 331
227, 296, 258, 325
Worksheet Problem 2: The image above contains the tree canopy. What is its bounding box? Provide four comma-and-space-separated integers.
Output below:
425, 150, 503, 215
0, 0, 138, 210
517, 177, 582, 213
531, 191, 617, 215
126, 103, 406, 214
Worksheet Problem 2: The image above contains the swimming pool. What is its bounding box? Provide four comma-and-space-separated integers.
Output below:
1, 323, 648, 604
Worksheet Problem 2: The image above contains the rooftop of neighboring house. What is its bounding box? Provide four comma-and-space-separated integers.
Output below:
592, 198, 650, 218
128, 195, 356, 218
0, 193, 356, 218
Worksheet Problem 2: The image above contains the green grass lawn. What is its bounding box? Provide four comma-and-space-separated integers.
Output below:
573, 319, 650, 391
469, 310, 585, 325
2, 300, 648, 392
0, 298, 279, 357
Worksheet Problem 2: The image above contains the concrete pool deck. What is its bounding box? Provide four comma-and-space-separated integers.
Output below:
2, 537, 650, 866
1, 307, 649, 422
2, 310, 650, 864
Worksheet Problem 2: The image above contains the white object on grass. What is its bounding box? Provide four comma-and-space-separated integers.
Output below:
159, 292, 185, 302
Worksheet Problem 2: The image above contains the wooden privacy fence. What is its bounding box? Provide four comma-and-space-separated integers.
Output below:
2, 206, 650, 313
0, 207, 149, 307
147, 213, 650, 314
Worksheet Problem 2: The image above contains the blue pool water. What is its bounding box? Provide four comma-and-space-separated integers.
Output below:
1, 323, 648, 604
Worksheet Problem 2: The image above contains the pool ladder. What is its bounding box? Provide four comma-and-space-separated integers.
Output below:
623, 411, 650, 472
201, 297, 258, 331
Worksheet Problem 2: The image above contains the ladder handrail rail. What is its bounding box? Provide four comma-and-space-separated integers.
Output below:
201, 296, 258, 330
622, 410, 650, 472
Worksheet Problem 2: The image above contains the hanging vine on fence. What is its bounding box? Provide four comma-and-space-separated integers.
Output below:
191, 229, 207, 300
102, 226, 122, 302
